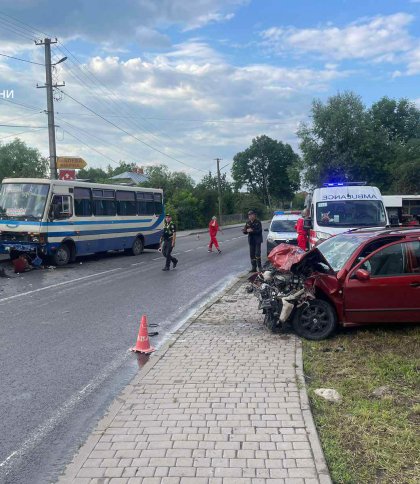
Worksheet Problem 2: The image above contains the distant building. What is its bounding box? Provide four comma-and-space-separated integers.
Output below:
109, 169, 149, 185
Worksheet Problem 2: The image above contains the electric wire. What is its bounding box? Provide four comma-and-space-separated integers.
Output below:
54, 44, 211, 165
58, 88, 207, 173
0, 97, 43, 111
56, 116, 151, 165
0, 127, 44, 141
0, 52, 44, 65
0, 123, 46, 128
60, 127, 121, 166
0, 12, 214, 171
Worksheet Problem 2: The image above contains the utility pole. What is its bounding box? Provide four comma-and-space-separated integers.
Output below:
215, 157, 222, 225
36, 38, 66, 179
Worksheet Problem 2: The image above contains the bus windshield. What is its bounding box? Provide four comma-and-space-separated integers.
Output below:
316, 200, 386, 228
0, 183, 50, 221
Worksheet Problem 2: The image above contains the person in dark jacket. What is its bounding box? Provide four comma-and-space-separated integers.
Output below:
242, 210, 263, 272
160, 214, 178, 271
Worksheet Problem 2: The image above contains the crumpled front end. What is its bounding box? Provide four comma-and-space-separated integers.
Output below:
251, 244, 333, 330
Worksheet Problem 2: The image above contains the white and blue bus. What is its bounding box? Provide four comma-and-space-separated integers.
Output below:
0, 178, 164, 265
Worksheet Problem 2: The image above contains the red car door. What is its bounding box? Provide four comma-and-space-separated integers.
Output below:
343, 241, 420, 324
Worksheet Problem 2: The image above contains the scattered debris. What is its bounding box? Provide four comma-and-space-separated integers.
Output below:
314, 388, 342, 403
371, 385, 391, 398
321, 345, 345, 353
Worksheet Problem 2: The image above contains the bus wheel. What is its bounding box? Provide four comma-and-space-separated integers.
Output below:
128, 237, 144, 256
52, 244, 71, 266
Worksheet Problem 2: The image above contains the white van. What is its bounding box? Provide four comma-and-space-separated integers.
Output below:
265, 210, 301, 255
305, 183, 388, 247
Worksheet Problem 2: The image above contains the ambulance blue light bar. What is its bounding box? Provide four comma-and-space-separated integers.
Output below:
322, 182, 366, 187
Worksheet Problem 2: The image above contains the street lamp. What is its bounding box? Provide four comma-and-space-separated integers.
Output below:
53, 56, 67, 66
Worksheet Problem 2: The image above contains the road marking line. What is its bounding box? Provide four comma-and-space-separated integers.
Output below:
0, 268, 121, 303
0, 351, 129, 478
0, 451, 17, 468
184, 249, 193, 252
130, 262, 145, 266
152, 257, 161, 261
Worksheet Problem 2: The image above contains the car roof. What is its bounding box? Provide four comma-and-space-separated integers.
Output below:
339, 227, 420, 242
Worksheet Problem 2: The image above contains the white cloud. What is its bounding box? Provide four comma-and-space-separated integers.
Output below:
260, 13, 414, 62
1, 39, 345, 175
0, 0, 244, 45
406, 43, 420, 74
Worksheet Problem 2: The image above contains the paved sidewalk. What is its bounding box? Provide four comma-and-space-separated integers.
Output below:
59, 281, 331, 484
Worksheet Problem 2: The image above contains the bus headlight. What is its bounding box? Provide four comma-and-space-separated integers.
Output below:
29, 233, 46, 244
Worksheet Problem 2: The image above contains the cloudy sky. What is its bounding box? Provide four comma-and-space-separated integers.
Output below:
0, 0, 419, 179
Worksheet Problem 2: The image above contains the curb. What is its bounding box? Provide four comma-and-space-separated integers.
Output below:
58, 272, 248, 483
295, 342, 332, 484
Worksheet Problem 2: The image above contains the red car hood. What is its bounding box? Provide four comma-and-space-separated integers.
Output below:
268, 243, 334, 274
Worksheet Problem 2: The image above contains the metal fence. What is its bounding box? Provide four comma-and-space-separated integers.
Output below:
220, 213, 246, 225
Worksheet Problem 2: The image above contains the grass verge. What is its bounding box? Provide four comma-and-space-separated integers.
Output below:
303, 325, 420, 484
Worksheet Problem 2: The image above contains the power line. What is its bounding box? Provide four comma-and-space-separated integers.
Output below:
61, 127, 121, 166
0, 127, 44, 141
0, 110, 44, 125
0, 97, 42, 111
0, 18, 35, 41
57, 116, 150, 165
0, 123, 47, 128
0, 52, 44, 65
54, 45, 212, 165
58, 88, 207, 173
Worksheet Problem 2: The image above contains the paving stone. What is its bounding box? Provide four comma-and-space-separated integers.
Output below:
59, 286, 331, 484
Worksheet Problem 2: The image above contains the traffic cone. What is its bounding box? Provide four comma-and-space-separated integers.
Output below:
131, 315, 155, 353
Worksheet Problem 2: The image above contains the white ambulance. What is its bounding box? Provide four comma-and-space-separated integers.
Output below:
305, 182, 388, 248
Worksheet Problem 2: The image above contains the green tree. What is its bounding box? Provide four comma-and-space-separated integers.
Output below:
77, 166, 108, 183
195, 172, 235, 223
170, 190, 202, 230
298, 92, 420, 191
0, 139, 48, 181
370, 97, 420, 144
232, 135, 299, 207
298, 92, 384, 187
234, 192, 267, 219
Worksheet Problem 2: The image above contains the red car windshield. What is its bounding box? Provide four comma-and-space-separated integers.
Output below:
317, 233, 370, 271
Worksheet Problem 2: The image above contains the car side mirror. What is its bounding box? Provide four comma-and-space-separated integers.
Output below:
354, 268, 370, 281
264, 228, 269, 232
303, 217, 312, 230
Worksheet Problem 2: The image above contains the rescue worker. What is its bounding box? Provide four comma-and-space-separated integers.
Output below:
208, 216, 222, 253
242, 210, 263, 272
160, 213, 178, 271
295, 209, 309, 251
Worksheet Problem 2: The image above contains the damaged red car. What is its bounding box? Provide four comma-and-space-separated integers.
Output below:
251, 228, 420, 340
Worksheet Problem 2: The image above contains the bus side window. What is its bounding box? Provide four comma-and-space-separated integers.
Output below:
93, 189, 116, 216
74, 187, 92, 217
50, 195, 72, 220
136, 192, 147, 215
116, 190, 136, 216
145, 193, 155, 215
154, 193, 163, 215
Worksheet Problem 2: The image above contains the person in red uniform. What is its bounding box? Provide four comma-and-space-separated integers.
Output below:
295, 209, 309, 251
208, 216, 222, 253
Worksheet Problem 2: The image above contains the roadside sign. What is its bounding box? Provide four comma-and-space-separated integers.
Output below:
57, 157, 87, 169
59, 169, 76, 180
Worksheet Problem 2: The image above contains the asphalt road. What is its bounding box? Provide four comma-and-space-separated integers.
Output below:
0, 225, 266, 484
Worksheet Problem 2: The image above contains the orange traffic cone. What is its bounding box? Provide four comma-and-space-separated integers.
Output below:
131, 315, 155, 354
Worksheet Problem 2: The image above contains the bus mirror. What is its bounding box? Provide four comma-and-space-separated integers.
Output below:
303, 217, 312, 230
